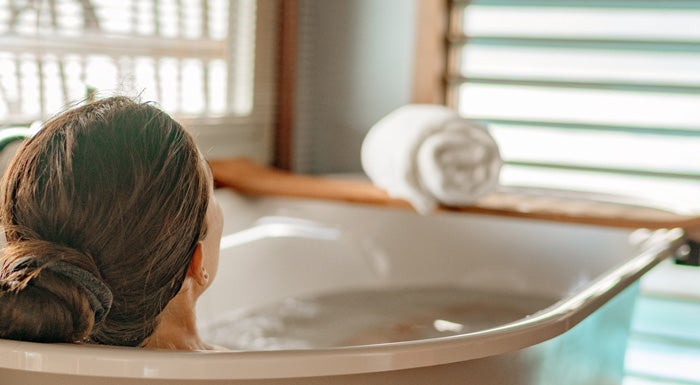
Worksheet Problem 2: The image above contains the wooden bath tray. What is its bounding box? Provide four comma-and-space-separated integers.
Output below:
210, 158, 700, 232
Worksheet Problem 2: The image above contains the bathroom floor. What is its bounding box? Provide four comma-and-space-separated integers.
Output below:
623, 260, 700, 385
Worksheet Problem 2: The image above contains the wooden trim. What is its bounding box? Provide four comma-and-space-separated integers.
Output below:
273, 0, 297, 171
211, 158, 700, 231
411, 0, 449, 105
445, 0, 465, 109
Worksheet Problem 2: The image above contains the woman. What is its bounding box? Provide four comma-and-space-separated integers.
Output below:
0, 96, 223, 350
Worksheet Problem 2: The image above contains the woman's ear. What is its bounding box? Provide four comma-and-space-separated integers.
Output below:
186, 243, 209, 286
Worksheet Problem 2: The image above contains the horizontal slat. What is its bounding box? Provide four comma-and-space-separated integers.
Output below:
639, 260, 700, 301
456, 0, 700, 9
0, 0, 229, 39
451, 36, 700, 53
462, 6, 700, 41
490, 125, 700, 176
460, 46, 700, 86
505, 161, 700, 180
499, 165, 700, 214
625, 336, 700, 383
624, 264, 700, 385
481, 119, 700, 137
632, 296, 700, 344
458, 84, 700, 131
450, 76, 700, 94
0, 34, 226, 59
624, 374, 700, 385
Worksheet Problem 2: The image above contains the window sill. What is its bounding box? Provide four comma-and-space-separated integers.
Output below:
210, 158, 700, 230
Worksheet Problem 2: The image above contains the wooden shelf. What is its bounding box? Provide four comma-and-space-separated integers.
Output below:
210, 158, 700, 231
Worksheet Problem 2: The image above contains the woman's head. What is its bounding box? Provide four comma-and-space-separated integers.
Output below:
0, 96, 210, 346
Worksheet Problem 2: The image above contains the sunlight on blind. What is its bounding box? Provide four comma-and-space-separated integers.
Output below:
460, 85, 700, 129
492, 126, 700, 176
453, 1, 700, 212
464, 6, 700, 39
0, 0, 256, 122
624, 294, 700, 384
453, 3, 700, 384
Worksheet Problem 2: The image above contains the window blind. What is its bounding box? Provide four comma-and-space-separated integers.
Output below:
0, 0, 278, 162
449, 0, 700, 214
450, 2, 700, 384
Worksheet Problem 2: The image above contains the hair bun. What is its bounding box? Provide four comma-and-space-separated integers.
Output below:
0, 239, 111, 342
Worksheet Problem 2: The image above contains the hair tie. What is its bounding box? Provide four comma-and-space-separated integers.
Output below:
45, 261, 113, 324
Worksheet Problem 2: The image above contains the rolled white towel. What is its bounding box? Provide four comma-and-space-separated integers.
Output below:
361, 104, 502, 214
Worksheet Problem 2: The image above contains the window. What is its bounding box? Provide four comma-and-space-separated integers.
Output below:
448, 2, 700, 384
0, 0, 278, 161
448, 0, 700, 214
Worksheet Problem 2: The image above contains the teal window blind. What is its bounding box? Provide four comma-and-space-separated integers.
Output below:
449, 0, 700, 214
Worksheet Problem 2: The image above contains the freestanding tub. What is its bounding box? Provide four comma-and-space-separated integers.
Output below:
0, 188, 686, 385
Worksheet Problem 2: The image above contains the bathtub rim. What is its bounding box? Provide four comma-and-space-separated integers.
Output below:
0, 227, 684, 380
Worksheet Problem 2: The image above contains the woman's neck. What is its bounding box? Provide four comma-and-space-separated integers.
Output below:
143, 284, 214, 351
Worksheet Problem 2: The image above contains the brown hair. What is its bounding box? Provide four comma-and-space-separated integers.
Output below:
0, 96, 209, 346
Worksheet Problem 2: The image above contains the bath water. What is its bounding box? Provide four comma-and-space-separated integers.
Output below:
200, 286, 556, 350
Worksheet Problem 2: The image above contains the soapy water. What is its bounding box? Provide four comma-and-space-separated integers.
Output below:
200, 286, 557, 350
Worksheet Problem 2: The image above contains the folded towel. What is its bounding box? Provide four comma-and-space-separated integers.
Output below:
361, 105, 502, 214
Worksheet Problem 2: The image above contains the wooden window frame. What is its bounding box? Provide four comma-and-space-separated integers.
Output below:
273, 0, 297, 171
411, 0, 451, 106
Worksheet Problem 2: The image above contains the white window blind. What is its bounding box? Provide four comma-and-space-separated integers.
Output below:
449, 0, 700, 214
450, 2, 700, 384
0, 0, 278, 162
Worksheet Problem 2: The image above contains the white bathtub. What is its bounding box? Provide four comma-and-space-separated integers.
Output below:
0, 188, 685, 385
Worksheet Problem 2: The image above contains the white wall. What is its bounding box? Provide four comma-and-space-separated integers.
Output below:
294, 0, 417, 173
